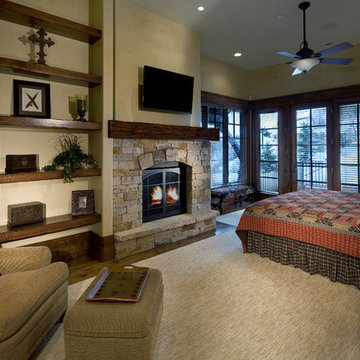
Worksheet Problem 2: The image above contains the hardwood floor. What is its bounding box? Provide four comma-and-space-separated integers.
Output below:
67, 220, 237, 284
67, 229, 213, 284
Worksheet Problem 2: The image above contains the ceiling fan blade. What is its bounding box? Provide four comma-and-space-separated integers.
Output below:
316, 42, 353, 57
292, 68, 303, 76
320, 58, 353, 65
275, 51, 301, 59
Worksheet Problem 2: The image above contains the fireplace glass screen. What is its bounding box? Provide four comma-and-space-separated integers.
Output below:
142, 162, 186, 222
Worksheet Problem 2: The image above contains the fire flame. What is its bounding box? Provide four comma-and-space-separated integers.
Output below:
166, 186, 179, 204
151, 186, 163, 206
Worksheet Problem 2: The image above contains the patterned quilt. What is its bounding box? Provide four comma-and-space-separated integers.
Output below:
236, 189, 360, 258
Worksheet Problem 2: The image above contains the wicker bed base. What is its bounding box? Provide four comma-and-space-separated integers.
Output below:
247, 231, 360, 290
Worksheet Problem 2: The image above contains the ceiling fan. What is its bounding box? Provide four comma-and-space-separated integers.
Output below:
276, 1, 353, 75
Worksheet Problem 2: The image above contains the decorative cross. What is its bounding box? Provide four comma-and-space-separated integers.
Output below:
28, 28, 55, 66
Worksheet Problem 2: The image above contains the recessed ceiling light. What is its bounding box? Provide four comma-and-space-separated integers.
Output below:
234, 52, 242, 57
197, 6, 205, 11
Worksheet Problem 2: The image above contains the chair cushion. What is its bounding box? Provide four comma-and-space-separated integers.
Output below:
0, 262, 68, 342
0, 247, 51, 275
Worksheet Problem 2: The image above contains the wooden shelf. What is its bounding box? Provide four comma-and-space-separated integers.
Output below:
0, 168, 101, 184
0, 0, 101, 44
108, 120, 220, 141
0, 116, 102, 130
0, 57, 102, 87
0, 212, 101, 244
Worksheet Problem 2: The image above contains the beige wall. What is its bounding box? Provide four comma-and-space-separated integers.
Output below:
201, 55, 253, 100
114, 0, 201, 126
89, 0, 114, 237
0, 0, 95, 247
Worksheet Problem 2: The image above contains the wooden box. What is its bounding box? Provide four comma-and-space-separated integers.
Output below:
8, 202, 46, 227
5, 154, 38, 174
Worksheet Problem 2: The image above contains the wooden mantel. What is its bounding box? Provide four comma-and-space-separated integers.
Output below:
108, 120, 219, 141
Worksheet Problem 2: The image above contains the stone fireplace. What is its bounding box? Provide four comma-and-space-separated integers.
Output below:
111, 121, 219, 260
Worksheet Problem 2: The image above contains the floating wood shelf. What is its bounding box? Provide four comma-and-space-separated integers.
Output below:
0, 57, 102, 87
0, 212, 101, 244
108, 120, 220, 141
0, 168, 101, 184
0, 0, 101, 44
0, 116, 102, 130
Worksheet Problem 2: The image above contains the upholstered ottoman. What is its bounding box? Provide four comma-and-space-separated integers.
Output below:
64, 267, 163, 360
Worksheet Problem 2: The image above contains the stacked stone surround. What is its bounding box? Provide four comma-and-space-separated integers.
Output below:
113, 138, 218, 260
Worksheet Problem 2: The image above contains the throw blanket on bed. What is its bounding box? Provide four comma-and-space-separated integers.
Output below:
236, 189, 360, 258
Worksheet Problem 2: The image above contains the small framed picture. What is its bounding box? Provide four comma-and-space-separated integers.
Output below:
13, 80, 50, 118
72, 190, 94, 216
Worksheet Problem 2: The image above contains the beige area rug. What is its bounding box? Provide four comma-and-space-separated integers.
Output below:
217, 209, 244, 226
33, 231, 360, 360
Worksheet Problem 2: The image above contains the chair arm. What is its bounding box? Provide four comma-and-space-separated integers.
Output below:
0, 246, 52, 275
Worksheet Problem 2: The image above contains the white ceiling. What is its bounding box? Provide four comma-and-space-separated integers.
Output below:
125, 0, 360, 70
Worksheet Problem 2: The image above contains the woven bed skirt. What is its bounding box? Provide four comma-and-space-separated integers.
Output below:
247, 231, 360, 290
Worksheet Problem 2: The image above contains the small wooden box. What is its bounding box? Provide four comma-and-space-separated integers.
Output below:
8, 202, 46, 227
5, 154, 38, 174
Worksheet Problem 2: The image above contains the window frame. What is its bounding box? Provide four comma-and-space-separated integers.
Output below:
258, 110, 279, 194
201, 91, 250, 189
292, 103, 330, 190
202, 106, 246, 187
252, 85, 360, 195
333, 97, 360, 192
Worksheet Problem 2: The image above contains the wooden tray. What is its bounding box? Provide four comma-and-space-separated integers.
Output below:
85, 266, 150, 303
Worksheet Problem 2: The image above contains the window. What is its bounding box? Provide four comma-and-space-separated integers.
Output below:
202, 106, 247, 188
296, 107, 327, 189
339, 103, 360, 192
259, 112, 278, 193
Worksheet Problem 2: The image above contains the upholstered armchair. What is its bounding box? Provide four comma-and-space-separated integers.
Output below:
0, 246, 68, 360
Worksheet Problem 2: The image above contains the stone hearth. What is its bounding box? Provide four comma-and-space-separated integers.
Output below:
113, 138, 217, 260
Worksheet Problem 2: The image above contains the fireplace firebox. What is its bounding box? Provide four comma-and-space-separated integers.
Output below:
142, 162, 187, 222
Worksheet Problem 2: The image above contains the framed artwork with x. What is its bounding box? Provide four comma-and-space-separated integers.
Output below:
13, 80, 50, 118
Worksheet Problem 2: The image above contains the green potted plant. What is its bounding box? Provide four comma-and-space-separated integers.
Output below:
42, 134, 97, 183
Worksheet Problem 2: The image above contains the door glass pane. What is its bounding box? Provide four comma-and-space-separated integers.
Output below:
296, 106, 327, 189
311, 107, 327, 126
211, 139, 223, 187
259, 112, 278, 193
228, 143, 241, 183
297, 145, 311, 162
312, 127, 326, 144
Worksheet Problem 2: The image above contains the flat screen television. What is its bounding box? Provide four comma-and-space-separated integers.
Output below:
142, 65, 194, 114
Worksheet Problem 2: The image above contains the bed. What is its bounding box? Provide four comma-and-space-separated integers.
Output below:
236, 189, 360, 289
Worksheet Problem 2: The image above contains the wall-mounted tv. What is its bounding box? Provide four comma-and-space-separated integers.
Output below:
142, 65, 194, 114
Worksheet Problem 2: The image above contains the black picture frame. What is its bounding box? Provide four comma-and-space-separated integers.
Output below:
72, 190, 94, 216
13, 80, 50, 118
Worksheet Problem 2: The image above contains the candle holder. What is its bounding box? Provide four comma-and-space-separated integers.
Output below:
75, 94, 88, 121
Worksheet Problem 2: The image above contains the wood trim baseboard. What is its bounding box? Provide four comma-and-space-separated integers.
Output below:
90, 233, 114, 262
24, 231, 92, 263
23, 231, 114, 263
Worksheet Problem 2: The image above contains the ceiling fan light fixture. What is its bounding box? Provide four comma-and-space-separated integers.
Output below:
291, 58, 320, 73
